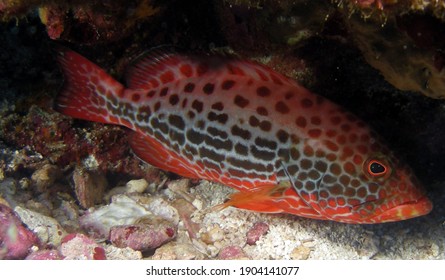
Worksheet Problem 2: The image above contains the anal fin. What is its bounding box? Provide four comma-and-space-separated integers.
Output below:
214, 184, 288, 213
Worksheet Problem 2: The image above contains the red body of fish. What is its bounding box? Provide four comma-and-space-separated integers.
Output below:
54, 48, 432, 223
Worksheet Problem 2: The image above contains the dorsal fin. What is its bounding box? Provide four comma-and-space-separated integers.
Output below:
125, 49, 300, 91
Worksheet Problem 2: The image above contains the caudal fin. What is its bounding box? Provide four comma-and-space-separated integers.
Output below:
54, 47, 124, 124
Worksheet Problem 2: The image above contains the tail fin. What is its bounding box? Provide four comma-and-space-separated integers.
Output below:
54, 47, 124, 124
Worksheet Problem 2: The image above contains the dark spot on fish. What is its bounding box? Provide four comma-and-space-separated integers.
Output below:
160, 87, 169, 97
256, 86, 271, 97
211, 102, 224, 111
276, 129, 289, 143
203, 83, 215, 95
168, 114, 185, 130
256, 106, 268, 116
192, 100, 203, 113
323, 174, 337, 184
290, 147, 301, 160
249, 115, 260, 127
285, 91, 294, 100
184, 83, 195, 93
187, 111, 195, 119
231, 125, 251, 140
288, 165, 299, 175
305, 181, 316, 191
339, 175, 350, 186
234, 143, 249, 155
221, 80, 236, 90
295, 116, 307, 128
169, 94, 179, 106
298, 172, 308, 181
300, 159, 312, 170
314, 161, 328, 173
330, 163, 342, 176
186, 129, 205, 144
234, 95, 249, 108
308, 170, 320, 180
275, 101, 290, 114
259, 120, 272, 132
146, 90, 156, 98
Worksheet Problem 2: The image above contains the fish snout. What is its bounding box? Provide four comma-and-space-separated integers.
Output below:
373, 195, 433, 223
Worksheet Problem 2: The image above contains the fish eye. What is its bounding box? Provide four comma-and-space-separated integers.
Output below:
366, 159, 389, 177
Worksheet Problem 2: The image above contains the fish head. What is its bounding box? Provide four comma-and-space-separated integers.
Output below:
345, 152, 432, 223
293, 128, 432, 224
301, 142, 433, 224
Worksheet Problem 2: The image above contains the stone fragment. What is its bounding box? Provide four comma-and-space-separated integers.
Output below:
0, 203, 39, 259
73, 166, 107, 209
290, 246, 311, 260
79, 194, 152, 238
31, 164, 61, 193
201, 225, 224, 245
126, 179, 148, 193
59, 233, 106, 260
151, 242, 206, 260
14, 206, 67, 247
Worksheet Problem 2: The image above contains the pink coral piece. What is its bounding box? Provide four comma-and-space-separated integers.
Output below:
0, 204, 39, 259
246, 222, 270, 245
218, 246, 248, 260
109, 224, 176, 251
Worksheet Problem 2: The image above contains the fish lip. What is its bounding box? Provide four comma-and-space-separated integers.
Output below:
372, 195, 433, 222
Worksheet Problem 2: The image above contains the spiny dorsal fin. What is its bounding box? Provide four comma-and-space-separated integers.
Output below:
125, 48, 300, 91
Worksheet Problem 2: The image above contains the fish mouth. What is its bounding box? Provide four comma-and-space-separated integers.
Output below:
372, 195, 433, 223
